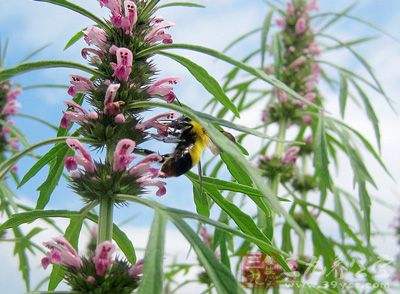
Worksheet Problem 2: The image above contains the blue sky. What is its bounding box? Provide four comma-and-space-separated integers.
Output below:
1, 0, 400, 291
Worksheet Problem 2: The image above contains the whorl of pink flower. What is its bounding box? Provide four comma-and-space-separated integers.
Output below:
295, 17, 307, 34
282, 146, 300, 165
110, 47, 133, 82
67, 75, 94, 97
66, 139, 96, 173
147, 77, 180, 103
83, 26, 108, 50
145, 19, 174, 44
92, 241, 116, 276
113, 139, 136, 171
41, 236, 82, 270
135, 112, 179, 135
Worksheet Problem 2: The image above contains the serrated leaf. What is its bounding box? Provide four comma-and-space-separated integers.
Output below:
339, 74, 348, 118
260, 10, 273, 68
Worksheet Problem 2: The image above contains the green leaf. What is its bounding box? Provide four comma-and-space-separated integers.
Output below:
34, 0, 109, 29
192, 183, 210, 218
127, 100, 304, 237
313, 114, 331, 204
170, 217, 244, 294
36, 146, 70, 209
157, 2, 205, 9
138, 212, 167, 294
352, 80, 381, 150
64, 30, 84, 50
339, 74, 348, 118
19, 143, 68, 187
0, 60, 102, 82
117, 195, 289, 268
160, 51, 240, 117
220, 153, 252, 186
260, 10, 274, 68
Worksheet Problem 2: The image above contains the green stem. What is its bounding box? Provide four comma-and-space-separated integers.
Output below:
97, 196, 114, 244
97, 145, 115, 244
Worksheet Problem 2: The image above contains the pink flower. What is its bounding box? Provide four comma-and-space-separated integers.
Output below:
302, 115, 312, 125
295, 17, 307, 34
147, 77, 180, 103
9, 138, 19, 151
83, 26, 108, 50
2, 100, 20, 115
110, 47, 133, 82
261, 109, 269, 123
145, 19, 174, 44
60, 100, 90, 129
114, 113, 126, 124
41, 236, 82, 270
276, 89, 288, 103
113, 139, 136, 172
65, 156, 78, 171
6, 88, 21, 101
66, 139, 96, 173
122, 1, 138, 35
67, 75, 94, 97
92, 241, 116, 276
200, 227, 212, 248
99, 0, 121, 14
289, 56, 306, 69
308, 42, 321, 56
282, 147, 300, 165
137, 176, 166, 196
306, 0, 319, 12
135, 112, 179, 135
304, 92, 316, 103
276, 18, 286, 28
104, 83, 121, 114
129, 259, 144, 279
81, 48, 104, 63
286, 3, 295, 15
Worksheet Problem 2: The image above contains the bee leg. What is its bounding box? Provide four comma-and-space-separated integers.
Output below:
150, 134, 182, 144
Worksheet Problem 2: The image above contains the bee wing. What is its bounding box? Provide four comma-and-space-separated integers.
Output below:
208, 139, 221, 155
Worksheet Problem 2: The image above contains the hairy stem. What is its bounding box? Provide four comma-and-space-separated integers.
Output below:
97, 196, 114, 244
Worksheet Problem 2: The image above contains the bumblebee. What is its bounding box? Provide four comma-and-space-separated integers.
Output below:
155, 116, 235, 177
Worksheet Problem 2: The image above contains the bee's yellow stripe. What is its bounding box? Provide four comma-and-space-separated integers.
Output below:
189, 121, 209, 165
